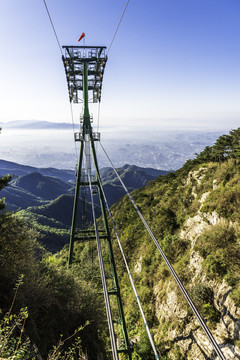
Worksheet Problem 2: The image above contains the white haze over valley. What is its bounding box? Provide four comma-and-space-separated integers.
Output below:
0, 121, 226, 171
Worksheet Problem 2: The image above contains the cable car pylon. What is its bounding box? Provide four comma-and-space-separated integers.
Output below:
62, 45, 132, 359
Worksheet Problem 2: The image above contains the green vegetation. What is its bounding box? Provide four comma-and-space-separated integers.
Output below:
201, 169, 240, 221
195, 223, 240, 305
0, 178, 106, 358
190, 283, 221, 325
0, 299, 88, 359
182, 128, 240, 172
0, 306, 34, 359
1, 127, 240, 358
0, 174, 11, 210
11, 172, 73, 201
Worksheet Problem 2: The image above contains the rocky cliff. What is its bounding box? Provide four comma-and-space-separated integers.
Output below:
111, 130, 240, 359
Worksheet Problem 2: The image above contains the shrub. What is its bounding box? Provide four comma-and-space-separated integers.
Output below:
195, 223, 240, 305
191, 284, 214, 306
202, 303, 221, 325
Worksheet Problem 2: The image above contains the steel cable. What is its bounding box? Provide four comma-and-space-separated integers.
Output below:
42, 0, 79, 170
97, 173, 161, 359
99, 141, 226, 360
69, 102, 78, 164
85, 145, 119, 360
42, 0, 63, 56
107, 0, 130, 56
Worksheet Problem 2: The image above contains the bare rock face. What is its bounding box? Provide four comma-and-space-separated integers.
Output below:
212, 279, 240, 359
155, 284, 188, 324
153, 201, 240, 359
215, 280, 240, 346
180, 213, 210, 247
154, 252, 240, 358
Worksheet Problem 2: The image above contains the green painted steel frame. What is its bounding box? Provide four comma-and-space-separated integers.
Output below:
62, 45, 107, 103
67, 52, 132, 359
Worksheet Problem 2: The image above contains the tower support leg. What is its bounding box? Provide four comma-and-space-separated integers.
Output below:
68, 140, 84, 267
91, 139, 132, 359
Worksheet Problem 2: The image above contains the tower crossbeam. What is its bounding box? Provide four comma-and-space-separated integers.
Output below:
62, 45, 107, 103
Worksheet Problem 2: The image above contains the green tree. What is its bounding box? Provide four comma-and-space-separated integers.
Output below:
0, 175, 11, 210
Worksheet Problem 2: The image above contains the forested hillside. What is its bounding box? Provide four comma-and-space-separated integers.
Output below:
1, 163, 166, 252
0, 179, 107, 358
107, 128, 240, 359
0, 128, 240, 359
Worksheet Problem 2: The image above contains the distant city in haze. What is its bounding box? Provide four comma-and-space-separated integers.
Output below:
0, 120, 231, 171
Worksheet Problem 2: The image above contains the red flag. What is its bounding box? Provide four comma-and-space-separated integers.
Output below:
78, 32, 85, 42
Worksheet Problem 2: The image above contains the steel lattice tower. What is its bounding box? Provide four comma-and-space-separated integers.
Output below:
62, 45, 132, 359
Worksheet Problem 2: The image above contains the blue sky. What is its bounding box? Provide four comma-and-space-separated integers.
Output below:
0, 0, 240, 131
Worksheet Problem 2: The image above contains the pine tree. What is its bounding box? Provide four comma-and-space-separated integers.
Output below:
0, 175, 11, 210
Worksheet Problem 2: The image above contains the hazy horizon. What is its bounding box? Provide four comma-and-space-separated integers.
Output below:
0, 123, 226, 171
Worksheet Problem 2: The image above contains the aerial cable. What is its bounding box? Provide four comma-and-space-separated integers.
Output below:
42, 0, 63, 56
94, 101, 101, 154
97, 174, 161, 359
97, 101, 101, 134
107, 0, 130, 56
42, 0, 80, 169
85, 146, 119, 360
69, 102, 78, 164
99, 142, 226, 360
194, 330, 213, 359
87, 169, 119, 360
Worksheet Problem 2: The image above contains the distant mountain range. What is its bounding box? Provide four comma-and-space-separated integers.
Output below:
0, 159, 169, 251
0, 120, 73, 130
0, 159, 75, 182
